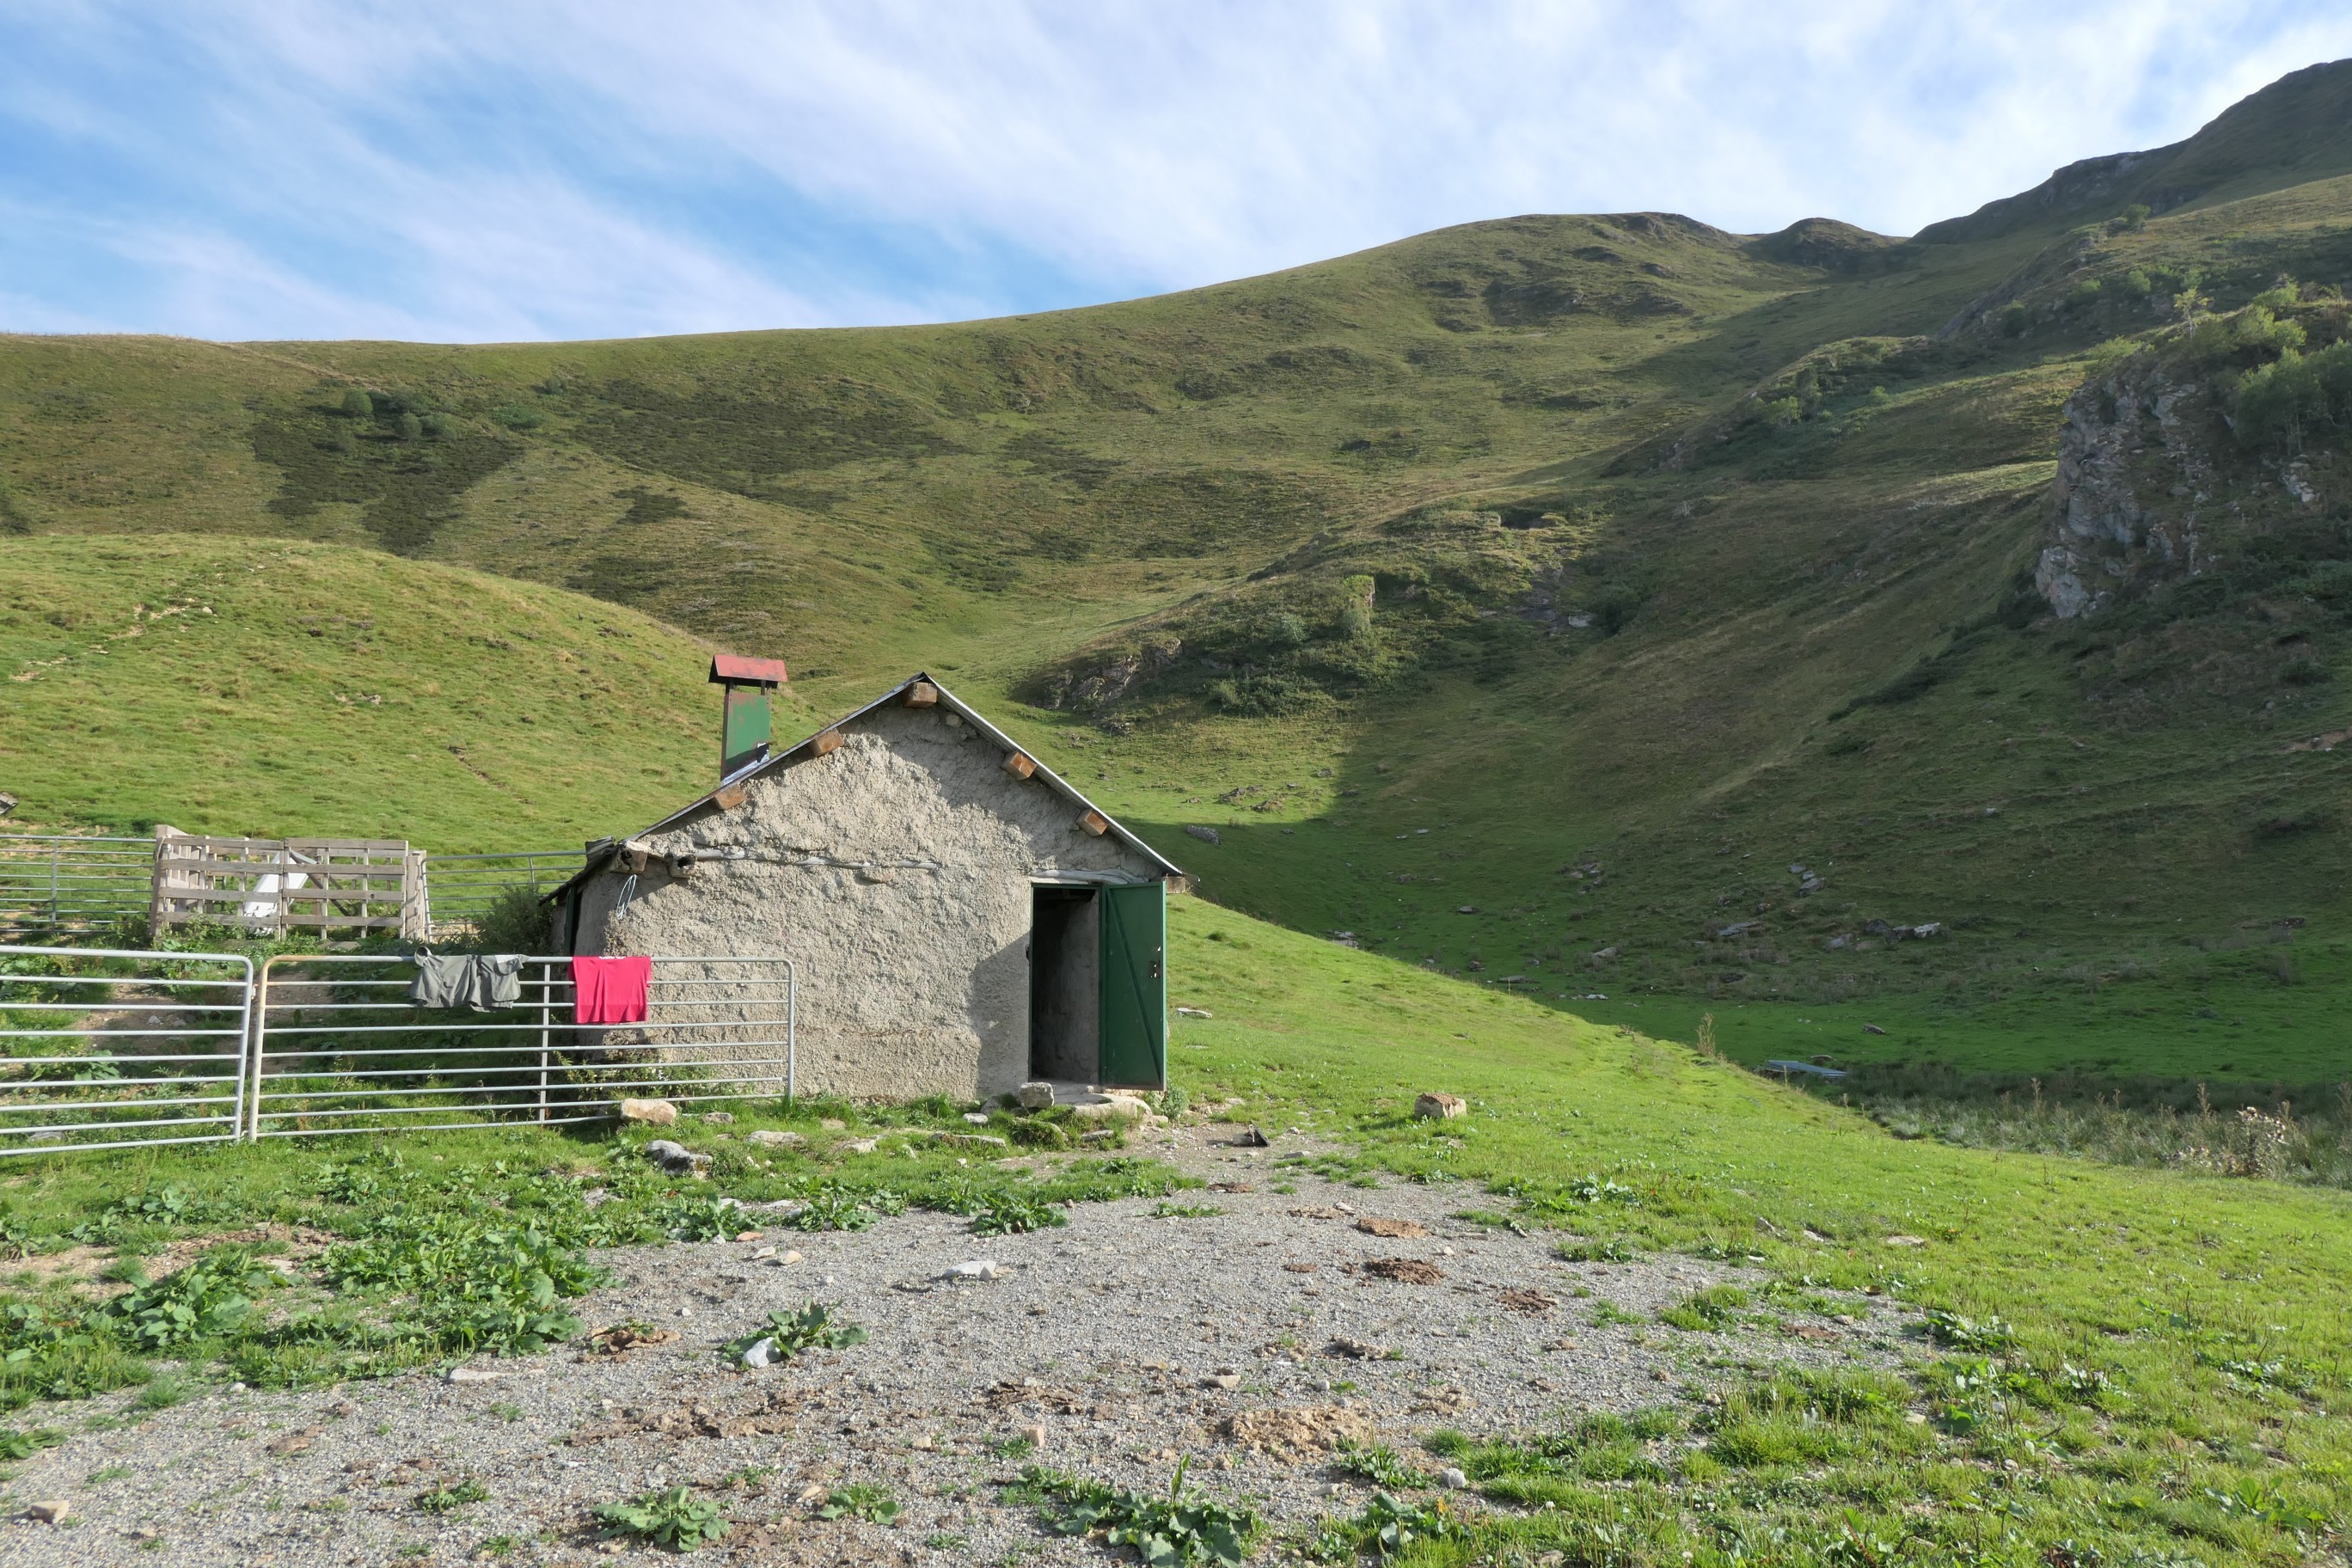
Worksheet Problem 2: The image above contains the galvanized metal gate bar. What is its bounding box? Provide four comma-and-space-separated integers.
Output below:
249, 954, 796, 1139
0, 837, 156, 939
0, 945, 254, 1155
414, 851, 580, 937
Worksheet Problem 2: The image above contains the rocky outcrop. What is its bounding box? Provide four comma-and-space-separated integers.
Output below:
2035, 361, 2220, 619
1033, 634, 1183, 711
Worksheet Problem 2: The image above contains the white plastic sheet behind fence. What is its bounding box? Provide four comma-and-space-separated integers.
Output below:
0, 946, 254, 1155
248, 954, 796, 1137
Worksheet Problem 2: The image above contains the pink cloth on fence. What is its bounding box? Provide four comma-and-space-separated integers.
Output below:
572, 955, 652, 1025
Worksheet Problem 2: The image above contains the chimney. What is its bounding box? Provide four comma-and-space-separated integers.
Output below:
708, 655, 789, 781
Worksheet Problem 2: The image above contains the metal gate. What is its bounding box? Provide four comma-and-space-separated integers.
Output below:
0, 945, 254, 1155
248, 954, 797, 1138
0, 836, 155, 939
414, 851, 581, 936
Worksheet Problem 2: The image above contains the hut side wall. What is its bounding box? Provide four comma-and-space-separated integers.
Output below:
568, 703, 1160, 1100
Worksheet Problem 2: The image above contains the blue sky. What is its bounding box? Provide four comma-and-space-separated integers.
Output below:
3, 2, 2349, 342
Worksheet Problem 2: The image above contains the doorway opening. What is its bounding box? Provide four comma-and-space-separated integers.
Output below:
1028, 885, 1098, 1083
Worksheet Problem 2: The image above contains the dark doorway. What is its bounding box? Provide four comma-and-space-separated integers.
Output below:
1029, 885, 1099, 1082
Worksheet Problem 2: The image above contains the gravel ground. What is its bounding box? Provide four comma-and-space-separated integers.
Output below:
2, 1126, 1909, 1565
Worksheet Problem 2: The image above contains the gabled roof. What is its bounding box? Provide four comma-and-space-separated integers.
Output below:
547, 672, 1182, 900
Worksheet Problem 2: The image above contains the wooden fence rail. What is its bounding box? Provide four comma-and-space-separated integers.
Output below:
151, 830, 426, 942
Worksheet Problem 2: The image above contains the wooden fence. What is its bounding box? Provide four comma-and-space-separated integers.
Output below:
150, 830, 426, 942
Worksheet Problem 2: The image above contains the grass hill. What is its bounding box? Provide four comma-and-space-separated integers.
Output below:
0, 534, 821, 847
8, 60, 2352, 1085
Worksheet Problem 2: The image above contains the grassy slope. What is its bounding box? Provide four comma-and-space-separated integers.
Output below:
4, 66, 2352, 1080
1160, 897, 2349, 1561
4, 898, 2343, 1560
0, 535, 822, 847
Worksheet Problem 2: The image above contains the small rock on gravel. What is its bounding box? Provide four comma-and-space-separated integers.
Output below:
25, 1501, 70, 1523
1364, 1258, 1446, 1283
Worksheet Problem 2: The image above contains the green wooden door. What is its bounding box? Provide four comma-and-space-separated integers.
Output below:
1098, 880, 1167, 1088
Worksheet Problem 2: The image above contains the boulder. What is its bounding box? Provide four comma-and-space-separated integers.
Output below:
1185, 824, 1221, 844
1066, 1093, 1150, 1123
1414, 1093, 1467, 1121
618, 1098, 678, 1126
642, 1139, 710, 1177
1014, 1081, 1057, 1110
748, 1129, 806, 1149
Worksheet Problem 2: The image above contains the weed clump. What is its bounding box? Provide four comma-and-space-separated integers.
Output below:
595, 1485, 729, 1552
414, 1476, 489, 1514
723, 1302, 867, 1365
1658, 1283, 1750, 1332
815, 1482, 900, 1525
968, 1192, 1067, 1235
1330, 1438, 1425, 1490
1014, 1459, 1256, 1565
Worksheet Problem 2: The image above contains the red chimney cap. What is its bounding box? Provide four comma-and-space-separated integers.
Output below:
709, 655, 789, 686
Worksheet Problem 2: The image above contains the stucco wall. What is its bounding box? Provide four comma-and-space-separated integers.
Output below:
569, 701, 1161, 1099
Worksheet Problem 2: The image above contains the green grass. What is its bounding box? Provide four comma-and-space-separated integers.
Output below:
0, 894, 2345, 1559
9, 68, 2352, 1093
0, 533, 818, 847
1148, 897, 2350, 1565
0, 1103, 1185, 1407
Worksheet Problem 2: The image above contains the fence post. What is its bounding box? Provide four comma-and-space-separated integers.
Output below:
536, 960, 553, 1124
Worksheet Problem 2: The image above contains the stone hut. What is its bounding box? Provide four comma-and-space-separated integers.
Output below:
546, 673, 1180, 1100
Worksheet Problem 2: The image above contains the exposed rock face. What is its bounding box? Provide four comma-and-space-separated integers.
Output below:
2037, 362, 2220, 619
1037, 635, 1182, 712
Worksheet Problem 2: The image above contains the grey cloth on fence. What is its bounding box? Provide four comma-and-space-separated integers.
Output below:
407, 952, 525, 1012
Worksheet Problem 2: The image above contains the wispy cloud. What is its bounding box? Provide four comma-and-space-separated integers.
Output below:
1, 1, 2347, 340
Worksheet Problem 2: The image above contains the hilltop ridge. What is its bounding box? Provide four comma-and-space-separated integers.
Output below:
1917, 57, 2352, 244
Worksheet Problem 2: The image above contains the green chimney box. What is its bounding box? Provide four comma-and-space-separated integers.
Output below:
709, 655, 789, 781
